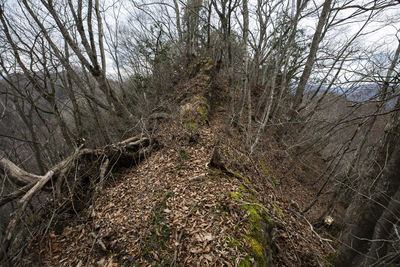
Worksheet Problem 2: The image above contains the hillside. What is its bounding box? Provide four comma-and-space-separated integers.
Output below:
19, 58, 334, 266
1, 1, 400, 266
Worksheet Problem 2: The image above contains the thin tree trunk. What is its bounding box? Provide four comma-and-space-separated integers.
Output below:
250, 59, 280, 154
365, 188, 400, 266
291, 0, 333, 117
13, 100, 46, 174
232, 0, 249, 127
173, 0, 183, 43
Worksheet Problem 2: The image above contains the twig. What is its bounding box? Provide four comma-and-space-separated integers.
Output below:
297, 212, 335, 251
172, 202, 197, 267
0, 182, 35, 208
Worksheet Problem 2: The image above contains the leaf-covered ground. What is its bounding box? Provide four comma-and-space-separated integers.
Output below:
29, 61, 336, 266
31, 109, 333, 266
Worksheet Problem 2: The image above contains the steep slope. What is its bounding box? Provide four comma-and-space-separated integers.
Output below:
30, 58, 333, 266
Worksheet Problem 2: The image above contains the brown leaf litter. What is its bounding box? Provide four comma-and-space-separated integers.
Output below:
31, 108, 335, 266
28, 63, 336, 266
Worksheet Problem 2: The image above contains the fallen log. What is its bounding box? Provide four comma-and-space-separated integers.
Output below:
0, 135, 156, 264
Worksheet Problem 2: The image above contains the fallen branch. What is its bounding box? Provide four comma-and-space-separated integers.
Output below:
0, 182, 35, 208
1, 169, 55, 262
0, 158, 42, 186
0, 145, 84, 262
300, 214, 335, 251
0, 135, 156, 263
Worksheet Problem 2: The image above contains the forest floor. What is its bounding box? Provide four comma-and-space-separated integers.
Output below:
29, 72, 337, 266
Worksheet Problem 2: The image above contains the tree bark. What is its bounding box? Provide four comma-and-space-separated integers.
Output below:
173, 0, 183, 43
0, 159, 41, 186
291, 0, 332, 117
365, 188, 400, 266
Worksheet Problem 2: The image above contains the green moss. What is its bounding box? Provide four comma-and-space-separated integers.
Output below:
270, 174, 280, 186
183, 120, 198, 131
233, 193, 274, 266
234, 173, 251, 186
224, 171, 275, 266
195, 96, 209, 124
260, 163, 280, 186
196, 57, 214, 77
198, 107, 208, 122
238, 257, 253, 267
243, 234, 264, 259
225, 236, 242, 248
230, 191, 243, 200
234, 172, 244, 179
273, 202, 284, 218
181, 95, 209, 126
243, 205, 262, 224
238, 185, 246, 191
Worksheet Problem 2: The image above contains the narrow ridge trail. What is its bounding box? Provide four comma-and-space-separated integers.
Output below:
33, 58, 334, 266
38, 104, 252, 266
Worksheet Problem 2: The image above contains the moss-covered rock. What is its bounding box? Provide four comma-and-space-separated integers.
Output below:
180, 95, 209, 126
229, 184, 275, 267
178, 57, 215, 143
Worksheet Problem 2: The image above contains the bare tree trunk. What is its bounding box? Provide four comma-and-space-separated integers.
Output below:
242, 0, 252, 147
62, 42, 83, 138
365, 188, 400, 266
173, 0, 183, 43
232, 0, 249, 127
206, 1, 212, 50
250, 59, 280, 154
0, 159, 41, 186
184, 0, 203, 60
290, 0, 332, 117
13, 100, 46, 174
